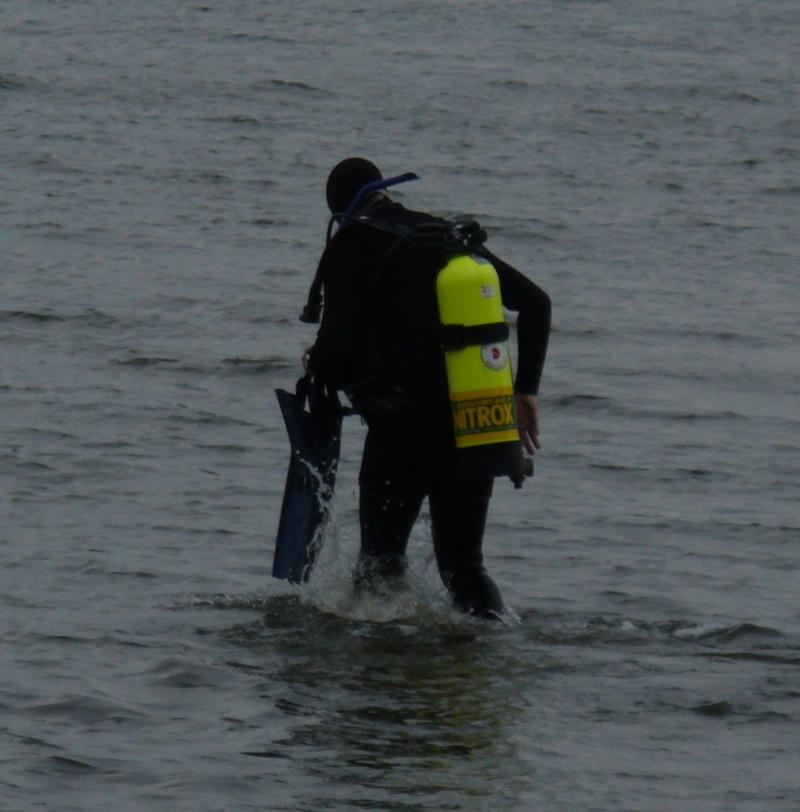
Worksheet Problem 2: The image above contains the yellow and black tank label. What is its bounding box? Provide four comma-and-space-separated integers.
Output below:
451, 388, 519, 448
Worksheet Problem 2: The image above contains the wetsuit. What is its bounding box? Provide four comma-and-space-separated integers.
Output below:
308, 199, 551, 617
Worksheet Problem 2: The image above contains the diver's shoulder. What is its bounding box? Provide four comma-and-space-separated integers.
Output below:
366, 201, 445, 228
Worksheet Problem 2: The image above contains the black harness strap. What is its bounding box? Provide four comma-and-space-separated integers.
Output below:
440, 322, 509, 351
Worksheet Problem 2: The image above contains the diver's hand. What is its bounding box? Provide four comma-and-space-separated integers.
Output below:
515, 393, 541, 454
301, 345, 313, 370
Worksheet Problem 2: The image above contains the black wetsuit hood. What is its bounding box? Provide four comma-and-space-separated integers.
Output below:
326, 157, 383, 215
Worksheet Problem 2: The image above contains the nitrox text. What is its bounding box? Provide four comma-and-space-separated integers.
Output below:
452, 395, 517, 436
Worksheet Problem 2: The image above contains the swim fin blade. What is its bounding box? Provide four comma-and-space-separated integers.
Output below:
272, 376, 342, 583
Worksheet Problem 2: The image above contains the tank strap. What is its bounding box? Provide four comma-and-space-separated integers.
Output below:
440, 322, 509, 351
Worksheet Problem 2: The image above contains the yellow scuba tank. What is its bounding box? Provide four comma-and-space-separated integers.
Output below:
436, 254, 527, 485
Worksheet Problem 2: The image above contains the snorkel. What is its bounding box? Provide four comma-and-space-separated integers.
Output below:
300, 172, 420, 324
343, 172, 420, 217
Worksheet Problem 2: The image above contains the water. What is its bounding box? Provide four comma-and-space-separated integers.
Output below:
2, 1, 799, 809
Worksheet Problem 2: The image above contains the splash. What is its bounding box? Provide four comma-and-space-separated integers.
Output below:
295, 498, 520, 628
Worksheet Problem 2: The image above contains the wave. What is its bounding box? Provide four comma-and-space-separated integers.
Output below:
761, 185, 800, 196
587, 462, 650, 474
201, 113, 263, 127
0, 73, 28, 90
551, 394, 741, 421
253, 78, 324, 94
0, 308, 116, 326
0, 309, 66, 323
113, 355, 293, 375
695, 651, 800, 666
116, 355, 180, 367
177, 592, 270, 611
487, 79, 531, 90
143, 656, 225, 689
691, 699, 734, 717
670, 409, 747, 422
517, 613, 793, 650
673, 621, 784, 644
553, 393, 613, 408
24, 694, 146, 724
222, 356, 294, 373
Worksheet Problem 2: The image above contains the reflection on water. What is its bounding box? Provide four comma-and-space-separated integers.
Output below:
231, 598, 537, 810
220, 598, 800, 810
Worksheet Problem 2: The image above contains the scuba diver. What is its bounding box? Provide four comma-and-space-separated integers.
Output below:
301, 157, 551, 619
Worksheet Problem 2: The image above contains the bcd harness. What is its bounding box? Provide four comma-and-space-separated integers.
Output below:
301, 212, 530, 487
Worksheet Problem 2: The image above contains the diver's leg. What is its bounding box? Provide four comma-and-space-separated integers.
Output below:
356, 419, 425, 593
356, 488, 423, 589
429, 477, 505, 619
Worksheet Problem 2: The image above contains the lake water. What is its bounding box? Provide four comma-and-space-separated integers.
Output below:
2, 1, 799, 810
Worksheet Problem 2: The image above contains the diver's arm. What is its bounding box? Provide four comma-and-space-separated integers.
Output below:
306, 250, 362, 389
478, 246, 551, 395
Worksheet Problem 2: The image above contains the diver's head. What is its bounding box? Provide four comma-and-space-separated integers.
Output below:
326, 157, 383, 215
